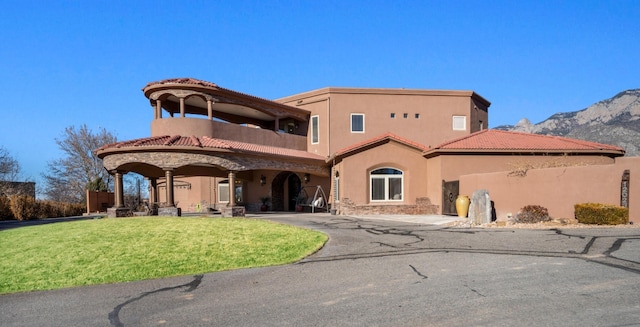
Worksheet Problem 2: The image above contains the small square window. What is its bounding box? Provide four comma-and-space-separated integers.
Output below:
452, 116, 466, 130
403, 113, 408, 118
351, 113, 365, 133
390, 113, 395, 118
415, 113, 420, 119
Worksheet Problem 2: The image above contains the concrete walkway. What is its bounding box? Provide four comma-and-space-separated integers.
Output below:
347, 213, 465, 225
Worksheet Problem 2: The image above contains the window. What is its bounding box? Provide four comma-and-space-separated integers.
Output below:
218, 180, 243, 203
403, 113, 408, 118
390, 113, 395, 118
452, 116, 466, 130
479, 120, 484, 130
311, 115, 319, 144
415, 113, 420, 119
218, 181, 229, 203
351, 114, 364, 133
370, 168, 403, 201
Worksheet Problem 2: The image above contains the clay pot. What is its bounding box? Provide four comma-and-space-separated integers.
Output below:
455, 195, 470, 218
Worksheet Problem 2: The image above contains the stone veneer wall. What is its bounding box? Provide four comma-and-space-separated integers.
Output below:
338, 197, 439, 215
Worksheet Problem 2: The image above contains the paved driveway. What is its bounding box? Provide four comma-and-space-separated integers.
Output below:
2, 213, 640, 326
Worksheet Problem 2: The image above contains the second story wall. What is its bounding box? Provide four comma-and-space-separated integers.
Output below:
279, 88, 490, 157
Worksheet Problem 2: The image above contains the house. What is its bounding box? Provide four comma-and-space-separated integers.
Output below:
96, 78, 629, 220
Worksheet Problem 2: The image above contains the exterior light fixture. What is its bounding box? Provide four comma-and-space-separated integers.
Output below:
304, 173, 310, 183
260, 175, 266, 186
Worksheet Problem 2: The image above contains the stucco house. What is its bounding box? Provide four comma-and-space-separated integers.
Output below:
96, 78, 627, 219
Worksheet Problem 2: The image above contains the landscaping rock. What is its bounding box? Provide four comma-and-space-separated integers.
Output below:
469, 189, 492, 225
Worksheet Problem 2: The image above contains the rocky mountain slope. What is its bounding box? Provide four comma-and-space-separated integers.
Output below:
495, 89, 640, 156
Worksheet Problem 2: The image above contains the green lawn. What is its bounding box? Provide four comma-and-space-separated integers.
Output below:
0, 217, 327, 294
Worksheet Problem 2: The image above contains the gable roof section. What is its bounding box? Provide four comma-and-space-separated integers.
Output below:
331, 132, 430, 162
423, 129, 625, 157
96, 135, 326, 162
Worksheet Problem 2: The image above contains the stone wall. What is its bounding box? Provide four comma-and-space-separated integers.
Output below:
338, 197, 439, 215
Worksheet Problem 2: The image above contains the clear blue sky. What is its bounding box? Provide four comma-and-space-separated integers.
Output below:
1, 0, 639, 184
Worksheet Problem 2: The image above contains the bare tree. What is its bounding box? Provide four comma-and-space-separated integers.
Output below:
0, 147, 20, 179
0, 146, 22, 195
42, 125, 117, 203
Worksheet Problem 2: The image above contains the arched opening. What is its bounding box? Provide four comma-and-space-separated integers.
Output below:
271, 171, 302, 211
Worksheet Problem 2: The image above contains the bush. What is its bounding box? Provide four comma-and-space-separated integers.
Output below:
0, 195, 14, 220
515, 205, 551, 223
575, 203, 628, 225
9, 195, 39, 221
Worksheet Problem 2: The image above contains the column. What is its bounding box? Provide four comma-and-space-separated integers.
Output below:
179, 97, 185, 117
228, 171, 236, 207
207, 99, 213, 120
274, 117, 279, 131
155, 99, 162, 119
148, 177, 158, 204
114, 171, 124, 208
165, 169, 175, 207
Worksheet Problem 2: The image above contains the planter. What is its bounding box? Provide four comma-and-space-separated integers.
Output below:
260, 205, 268, 211
455, 195, 470, 218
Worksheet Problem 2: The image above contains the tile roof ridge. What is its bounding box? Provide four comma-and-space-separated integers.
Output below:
432, 129, 490, 149
189, 135, 202, 147
334, 132, 429, 157
144, 78, 218, 89
163, 135, 181, 146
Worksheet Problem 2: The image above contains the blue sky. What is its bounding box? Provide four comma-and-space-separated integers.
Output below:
1, 0, 639, 183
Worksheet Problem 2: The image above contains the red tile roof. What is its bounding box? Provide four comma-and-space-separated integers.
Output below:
424, 129, 625, 155
144, 78, 218, 89
333, 132, 430, 159
96, 135, 326, 161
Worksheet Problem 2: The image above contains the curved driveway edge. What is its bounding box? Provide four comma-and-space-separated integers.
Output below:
2, 213, 640, 326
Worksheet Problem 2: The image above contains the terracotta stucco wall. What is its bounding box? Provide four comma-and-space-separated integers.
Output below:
459, 157, 640, 223
151, 118, 307, 150
337, 141, 428, 205
327, 93, 474, 153
427, 154, 616, 214
280, 89, 486, 157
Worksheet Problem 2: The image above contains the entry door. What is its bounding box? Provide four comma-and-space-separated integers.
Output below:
442, 180, 459, 216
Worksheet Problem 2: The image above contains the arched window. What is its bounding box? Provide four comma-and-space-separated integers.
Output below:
370, 168, 403, 201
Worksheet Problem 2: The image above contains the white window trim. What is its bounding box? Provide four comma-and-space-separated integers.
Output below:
350, 113, 365, 133
369, 168, 404, 202
453, 116, 467, 131
311, 115, 319, 144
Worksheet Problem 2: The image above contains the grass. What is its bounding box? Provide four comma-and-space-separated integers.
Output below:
0, 217, 327, 294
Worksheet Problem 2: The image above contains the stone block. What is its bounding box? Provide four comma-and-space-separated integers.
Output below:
158, 207, 181, 216
221, 206, 246, 217
107, 207, 133, 218
468, 189, 492, 225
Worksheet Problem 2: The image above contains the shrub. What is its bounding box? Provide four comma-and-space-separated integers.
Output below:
0, 195, 14, 220
515, 205, 551, 223
575, 203, 628, 225
9, 195, 39, 221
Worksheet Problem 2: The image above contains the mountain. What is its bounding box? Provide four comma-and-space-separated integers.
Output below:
495, 89, 640, 156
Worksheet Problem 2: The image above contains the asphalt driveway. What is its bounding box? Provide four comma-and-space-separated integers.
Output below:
2, 213, 640, 326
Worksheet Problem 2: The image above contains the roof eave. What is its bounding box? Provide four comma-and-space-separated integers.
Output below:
423, 148, 625, 158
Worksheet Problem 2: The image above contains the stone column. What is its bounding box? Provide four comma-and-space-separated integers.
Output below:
207, 99, 213, 120
114, 171, 124, 208
179, 97, 185, 118
165, 169, 175, 207
228, 171, 237, 207
274, 118, 279, 131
